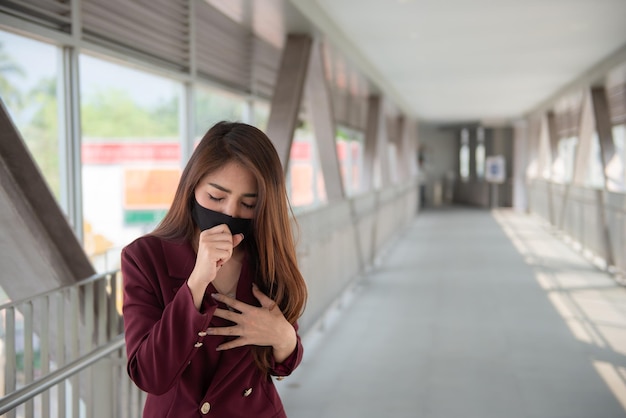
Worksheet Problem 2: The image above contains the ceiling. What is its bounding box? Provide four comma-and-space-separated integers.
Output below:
286, 0, 626, 125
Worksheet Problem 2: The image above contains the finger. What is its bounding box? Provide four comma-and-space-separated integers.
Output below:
211, 307, 240, 322
211, 293, 248, 313
200, 234, 236, 248
252, 284, 277, 309
206, 325, 241, 337
232, 233, 245, 248
205, 224, 232, 235
216, 338, 247, 351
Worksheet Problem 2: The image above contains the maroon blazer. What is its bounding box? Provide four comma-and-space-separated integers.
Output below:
121, 235, 303, 417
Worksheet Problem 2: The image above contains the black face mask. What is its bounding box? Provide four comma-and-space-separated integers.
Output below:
191, 197, 253, 237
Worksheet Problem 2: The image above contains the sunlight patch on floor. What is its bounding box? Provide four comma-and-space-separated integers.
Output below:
594, 361, 626, 411
493, 209, 626, 412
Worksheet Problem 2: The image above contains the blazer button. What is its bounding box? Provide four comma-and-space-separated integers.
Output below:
243, 387, 253, 397
200, 402, 211, 414
198, 331, 208, 337
194, 342, 203, 348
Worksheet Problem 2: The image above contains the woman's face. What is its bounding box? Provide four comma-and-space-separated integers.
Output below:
194, 161, 258, 220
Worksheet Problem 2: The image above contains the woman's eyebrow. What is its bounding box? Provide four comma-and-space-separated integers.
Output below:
208, 182, 230, 193
209, 182, 257, 198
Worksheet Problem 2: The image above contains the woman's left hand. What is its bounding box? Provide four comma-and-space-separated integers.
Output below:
207, 284, 297, 363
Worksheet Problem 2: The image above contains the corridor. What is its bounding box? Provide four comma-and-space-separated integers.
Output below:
279, 208, 626, 418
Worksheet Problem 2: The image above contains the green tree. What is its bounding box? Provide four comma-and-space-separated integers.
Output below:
82, 88, 178, 138
0, 41, 25, 110
151, 96, 179, 136
23, 77, 60, 197
194, 92, 244, 136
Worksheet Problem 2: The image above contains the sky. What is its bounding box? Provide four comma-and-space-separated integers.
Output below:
1, 30, 179, 109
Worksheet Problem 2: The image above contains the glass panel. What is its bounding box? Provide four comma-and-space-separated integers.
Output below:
586, 133, 604, 188
288, 121, 327, 210
194, 85, 246, 140
80, 54, 181, 272
336, 126, 364, 196
388, 143, 398, 183
476, 127, 485, 179
475, 144, 485, 179
555, 136, 578, 184
253, 100, 270, 131
0, 31, 60, 199
539, 123, 552, 180
459, 128, 470, 181
608, 124, 625, 191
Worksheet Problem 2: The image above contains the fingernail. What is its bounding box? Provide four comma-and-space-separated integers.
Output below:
211, 293, 219, 299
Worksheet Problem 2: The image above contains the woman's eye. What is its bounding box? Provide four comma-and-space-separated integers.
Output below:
242, 202, 256, 209
208, 194, 223, 202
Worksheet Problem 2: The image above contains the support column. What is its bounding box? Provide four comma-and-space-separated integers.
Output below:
512, 120, 528, 212
59, 46, 83, 240
397, 116, 418, 181
536, 115, 551, 179
363, 95, 389, 190
468, 127, 477, 182
545, 111, 560, 180
266, 35, 313, 170
182, 0, 196, 163
572, 91, 594, 185
590, 86, 616, 267
386, 115, 401, 183
545, 111, 560, 224
558, 92, 592, 228
591, 86, 618, 189
180, 83, 195, 165
305, 40, 344, 202
526, 116, 542, 179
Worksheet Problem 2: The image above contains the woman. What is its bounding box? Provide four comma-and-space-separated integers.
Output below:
121, 121, 308, 417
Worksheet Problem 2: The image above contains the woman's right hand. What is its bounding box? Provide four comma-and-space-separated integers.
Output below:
187, 224, 244, 309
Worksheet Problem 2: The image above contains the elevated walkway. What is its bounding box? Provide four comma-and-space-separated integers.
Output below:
279, 207, 626, 418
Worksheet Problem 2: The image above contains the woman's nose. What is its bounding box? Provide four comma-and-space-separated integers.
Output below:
222, 200, 240, 218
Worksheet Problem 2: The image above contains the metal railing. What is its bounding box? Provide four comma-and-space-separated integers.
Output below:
0, 271, 145, 418
528, 179, 626, 279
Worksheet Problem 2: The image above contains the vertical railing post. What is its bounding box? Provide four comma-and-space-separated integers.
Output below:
56, 292, 66, 418
41, 295, 50, 417
23, 301, 34, 417
5, 307, 17, 418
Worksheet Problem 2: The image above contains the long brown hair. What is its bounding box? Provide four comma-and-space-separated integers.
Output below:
152, 121, 307, 374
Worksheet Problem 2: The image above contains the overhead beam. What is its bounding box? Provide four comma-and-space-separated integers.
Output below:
305, 40, 345, 201
0, 101, 95, 301
265, 34, 313, 169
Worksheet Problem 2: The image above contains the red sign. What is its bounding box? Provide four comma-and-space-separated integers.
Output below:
82, 143, 180, 164
290, 142, 310, 160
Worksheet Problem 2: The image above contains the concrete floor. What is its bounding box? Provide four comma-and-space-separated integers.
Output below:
277, 207, 626, 418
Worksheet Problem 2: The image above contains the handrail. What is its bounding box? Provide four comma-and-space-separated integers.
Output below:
0, 269, 119, 311
0, 334, 126, 415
